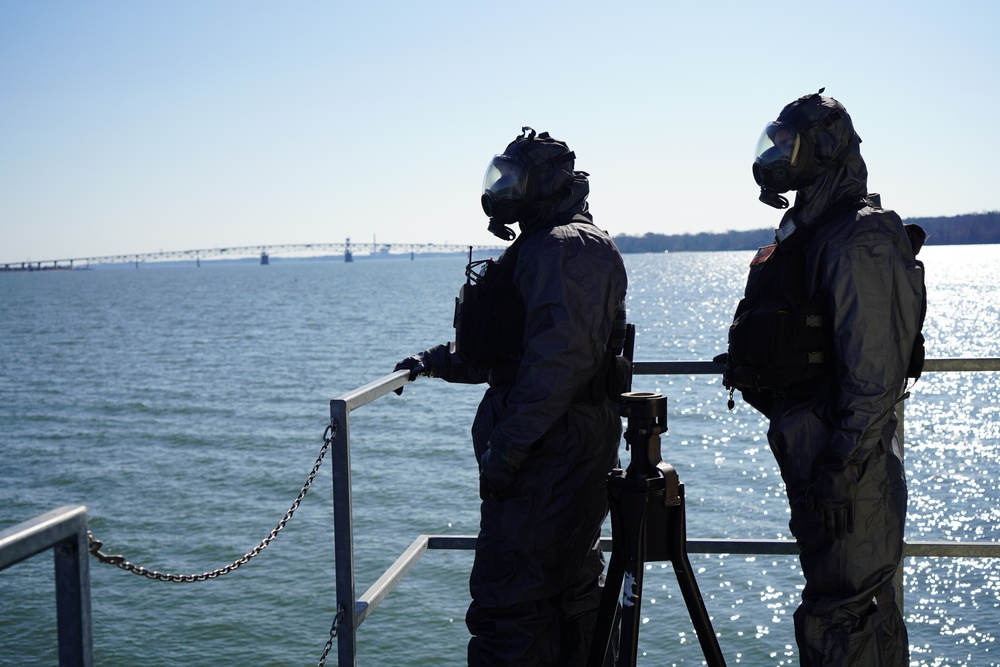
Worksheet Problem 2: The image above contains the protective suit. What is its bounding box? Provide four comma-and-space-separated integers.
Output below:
396, 128, 627, 666
724, 92, 926, 666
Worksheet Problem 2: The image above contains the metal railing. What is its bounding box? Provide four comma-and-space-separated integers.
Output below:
330, 357, 1000, 666
4, 358, 998, 665
0, 505, 93, 667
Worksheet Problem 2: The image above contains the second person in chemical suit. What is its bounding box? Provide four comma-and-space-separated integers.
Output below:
721, 90, 926, 666
394, 126, 628, 666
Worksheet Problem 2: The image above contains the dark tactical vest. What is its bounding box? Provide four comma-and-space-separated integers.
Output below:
453, 222, 630, 398
724, 198, 926, 416
453, 234, 527, 371
724, 226, 834, 400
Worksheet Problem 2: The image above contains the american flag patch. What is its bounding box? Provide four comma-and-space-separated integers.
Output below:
750, 245, 777, 266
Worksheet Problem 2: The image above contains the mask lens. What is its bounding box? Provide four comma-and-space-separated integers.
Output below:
482, 155, 529, 202
772, 128, 799, 164
754, 123, 800, 166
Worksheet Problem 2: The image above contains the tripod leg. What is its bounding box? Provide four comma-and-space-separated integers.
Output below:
614, 483, 652, 667
669, 485, 727, 667
588, 543, 625, 667
588, 479, 650, 667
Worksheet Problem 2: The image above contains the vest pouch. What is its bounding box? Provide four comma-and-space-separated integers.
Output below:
726, 295, 833, 391
907, 332, 925, 380
453, 257, 525, 369
725, 300, 776, 391
905, 253, 927, 380
454, 281, 492, 367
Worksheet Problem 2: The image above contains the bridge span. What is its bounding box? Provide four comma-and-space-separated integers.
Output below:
2, 239, 509, 271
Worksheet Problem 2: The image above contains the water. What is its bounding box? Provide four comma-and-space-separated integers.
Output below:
1, 246, 998, 666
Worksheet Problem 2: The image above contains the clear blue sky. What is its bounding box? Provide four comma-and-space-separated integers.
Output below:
2, 0, 997, 262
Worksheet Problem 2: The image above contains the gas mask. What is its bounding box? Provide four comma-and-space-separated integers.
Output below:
752, 89, 856, 210
481, 154, 529, 241
752, 121, 817, 209
481, 127, 576, 241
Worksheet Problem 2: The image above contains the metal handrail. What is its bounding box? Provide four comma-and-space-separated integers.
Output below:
329, 370, 411, 664
0, 505, 94, 667
7, 360, 996, 665
632, 357, 1000, 375
329, 358, 1000, 665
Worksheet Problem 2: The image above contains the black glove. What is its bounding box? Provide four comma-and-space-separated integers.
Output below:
392, 344, 449, 395
809, 455, 859, 540
479, 445, 517, 501
394, 354, 428, 395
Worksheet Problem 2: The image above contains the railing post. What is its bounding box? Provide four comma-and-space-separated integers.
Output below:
330, 398, 357, 666
895, 399, 906, 616
53, 519, 93, 667
0, 505, 93, 667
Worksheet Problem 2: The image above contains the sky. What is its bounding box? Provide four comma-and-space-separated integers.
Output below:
1, 0, 998, 263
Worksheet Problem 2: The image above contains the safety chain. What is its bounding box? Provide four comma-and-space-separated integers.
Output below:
316, 605, 345, 667
87, 420, 338, 583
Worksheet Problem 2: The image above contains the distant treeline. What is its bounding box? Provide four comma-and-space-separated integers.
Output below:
613, 211, 1000, 254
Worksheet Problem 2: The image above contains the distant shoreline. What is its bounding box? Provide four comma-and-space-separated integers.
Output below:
613, 211, 999, 254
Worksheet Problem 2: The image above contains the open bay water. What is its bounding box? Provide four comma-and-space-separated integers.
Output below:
1, 245, 998, 666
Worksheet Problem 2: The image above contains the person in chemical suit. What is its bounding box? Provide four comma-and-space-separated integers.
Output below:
721, 90, 926, 666
393, 126, 628, 666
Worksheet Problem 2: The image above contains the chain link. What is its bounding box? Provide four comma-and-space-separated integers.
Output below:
316, 605, 345, 667
88, 420, 338, 583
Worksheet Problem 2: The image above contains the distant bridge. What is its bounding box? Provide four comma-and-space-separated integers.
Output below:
1, 239, 509, 271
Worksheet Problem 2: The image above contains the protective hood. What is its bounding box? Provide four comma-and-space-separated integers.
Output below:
756, 90, 869, 230
520, 169, 592, 232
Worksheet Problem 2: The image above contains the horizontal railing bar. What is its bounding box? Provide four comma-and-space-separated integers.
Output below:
361, 535, 1000, 622
423, 535, 1000, 558
336, 358, 1000, 419
0, 505, 89, 571
632, 358, 1000, 376
903, 541, 1000, 558
922, 358, 1000, 372
334, 370, 410, 414
355, 535, 430, 628
633, 360, 725, 375
355, 537, 999, 649
426, 535, 478, 550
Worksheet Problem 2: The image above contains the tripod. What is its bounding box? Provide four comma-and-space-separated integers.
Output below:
588, 392, 727, 667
